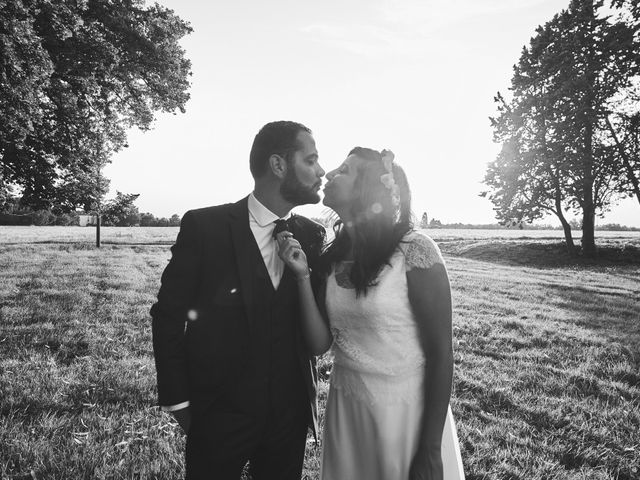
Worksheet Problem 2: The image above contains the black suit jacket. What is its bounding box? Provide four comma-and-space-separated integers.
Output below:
150, 196, 326, 435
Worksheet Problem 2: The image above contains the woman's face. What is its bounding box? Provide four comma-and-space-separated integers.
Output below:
322, 154, 364, 212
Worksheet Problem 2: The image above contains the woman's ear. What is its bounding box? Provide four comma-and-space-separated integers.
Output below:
269, 154, 287, 179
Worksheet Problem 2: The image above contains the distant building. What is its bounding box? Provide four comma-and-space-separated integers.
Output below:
78, 214, 97, 227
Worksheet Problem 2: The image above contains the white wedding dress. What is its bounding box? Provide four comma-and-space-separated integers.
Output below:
320, 231, 465, 480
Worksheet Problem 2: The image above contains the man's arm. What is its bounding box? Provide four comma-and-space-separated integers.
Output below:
150, 210, 202, 411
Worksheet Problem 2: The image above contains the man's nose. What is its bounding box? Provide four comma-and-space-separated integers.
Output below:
316, 163, 326, 177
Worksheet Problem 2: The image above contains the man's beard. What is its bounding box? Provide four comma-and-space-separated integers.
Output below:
280, 168, 321, 205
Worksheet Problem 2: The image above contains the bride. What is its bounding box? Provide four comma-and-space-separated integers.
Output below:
277, 147, 465, 480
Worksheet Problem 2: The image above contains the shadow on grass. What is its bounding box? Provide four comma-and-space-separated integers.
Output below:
545, 282, 640, 353
441, 239, 640, 269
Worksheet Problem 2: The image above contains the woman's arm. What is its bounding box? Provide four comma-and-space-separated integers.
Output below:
407, 261, 454, 480
278, 233, 333, 355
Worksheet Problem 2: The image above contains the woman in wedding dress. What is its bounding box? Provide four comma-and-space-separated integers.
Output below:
277, 147, 465, 480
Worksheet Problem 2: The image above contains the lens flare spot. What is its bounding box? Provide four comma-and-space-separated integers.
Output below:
230, 288, 237, 294
187, 309, 198, 321
371, 202, 383, 214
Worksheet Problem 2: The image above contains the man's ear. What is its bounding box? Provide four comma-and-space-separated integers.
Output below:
269, 154, 288, 179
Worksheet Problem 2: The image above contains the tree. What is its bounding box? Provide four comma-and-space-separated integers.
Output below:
139, 211, 156, 226
54, 163, 110, 213
0, 0, 192, 211
101, 191, 140, 226
486, 88, 578, 252
606, 113, 640, 206
485, 0, 640, 256
606, 0, 640, 207
169, 214, 181, 226
0, 173, 15, 211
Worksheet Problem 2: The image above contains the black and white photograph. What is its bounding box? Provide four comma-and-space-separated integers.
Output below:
1, 0, 639, 479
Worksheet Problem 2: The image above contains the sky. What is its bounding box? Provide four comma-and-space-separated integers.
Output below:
104, 0, 640, 227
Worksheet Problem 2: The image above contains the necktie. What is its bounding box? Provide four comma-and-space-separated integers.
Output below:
272, 219, 290, 239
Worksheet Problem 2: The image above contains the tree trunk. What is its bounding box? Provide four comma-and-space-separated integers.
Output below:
96, 214, 101, 248
560, 218, 576, 255
581, 0, 597, 259
556, 211, 575, 255
581, 205, 596, 257
552, 180, 576, 254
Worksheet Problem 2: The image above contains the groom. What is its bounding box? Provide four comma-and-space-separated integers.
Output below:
150, 121, 326, 479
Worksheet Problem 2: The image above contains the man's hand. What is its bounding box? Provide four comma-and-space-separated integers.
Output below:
171, 407, 191, 434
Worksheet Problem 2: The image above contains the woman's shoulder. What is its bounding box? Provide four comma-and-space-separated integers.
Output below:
399, 229, 445, 271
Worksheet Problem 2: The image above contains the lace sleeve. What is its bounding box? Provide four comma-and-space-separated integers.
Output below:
403, 231, 444, 271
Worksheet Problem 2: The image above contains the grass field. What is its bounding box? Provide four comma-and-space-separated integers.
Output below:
2, 226, 640, 245
1, 229, 639, 479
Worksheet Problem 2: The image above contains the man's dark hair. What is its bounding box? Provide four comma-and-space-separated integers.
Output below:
249, 121, 312, 179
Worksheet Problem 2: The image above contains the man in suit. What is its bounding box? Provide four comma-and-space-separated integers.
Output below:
150, 120, 326, 479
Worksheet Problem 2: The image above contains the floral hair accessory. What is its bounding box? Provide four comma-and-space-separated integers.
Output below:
380, 149, 400, 207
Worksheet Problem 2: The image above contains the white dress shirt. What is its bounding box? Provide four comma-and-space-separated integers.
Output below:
247, 192, 292, 290
162, 193, 291, 412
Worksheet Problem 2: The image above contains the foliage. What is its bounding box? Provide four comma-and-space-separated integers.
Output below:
30, 209, 56, 225
53, 211, 78, 225
101, 190, 140, 226
169, 214, 181, 226
606, 108, 640, 206
605, 0, 640, 205
485, 0, 640, 256
100, 193, 182, 227
55, 164, 110, 214
0, 190, 179, 226
140, 212, 181, 227
0, 0, 192, 211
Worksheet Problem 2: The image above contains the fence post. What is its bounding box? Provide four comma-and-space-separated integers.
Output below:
96, 215, 101, 248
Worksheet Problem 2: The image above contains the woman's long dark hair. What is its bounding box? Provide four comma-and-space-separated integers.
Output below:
320, 147, 414, 296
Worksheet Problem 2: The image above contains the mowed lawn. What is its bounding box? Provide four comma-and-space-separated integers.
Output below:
0, 235, 639, 479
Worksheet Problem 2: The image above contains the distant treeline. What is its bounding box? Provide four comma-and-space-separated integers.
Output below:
0, 209, 181, 227
313, 215, 640, 232
1, 209, 636, 231
424, 222, 640, 232
0, 211, 79, 226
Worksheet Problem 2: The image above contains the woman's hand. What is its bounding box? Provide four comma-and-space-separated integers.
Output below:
276, 230, 332, 355
276, 231, 309, 279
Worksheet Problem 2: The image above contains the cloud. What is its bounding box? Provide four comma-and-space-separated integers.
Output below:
299, 23, 430, 58
375, 0, 557, 28
300, 0, 558, 58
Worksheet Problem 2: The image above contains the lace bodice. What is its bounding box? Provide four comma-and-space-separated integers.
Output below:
325, 230, 445, 404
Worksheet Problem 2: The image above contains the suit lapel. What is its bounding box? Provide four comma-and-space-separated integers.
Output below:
229, 197, 257, 332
